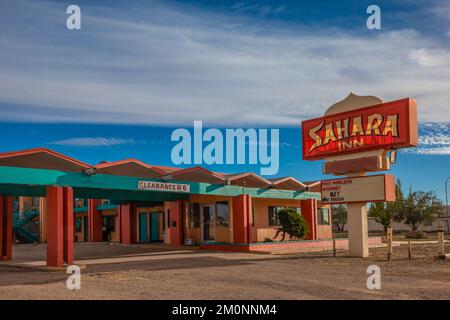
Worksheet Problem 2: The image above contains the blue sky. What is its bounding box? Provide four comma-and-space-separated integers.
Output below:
0, 0, 449, 200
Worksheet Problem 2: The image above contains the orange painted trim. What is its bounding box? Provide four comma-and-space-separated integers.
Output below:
200, 237, 382, 253
322, 155, 385, 174
384, 174, 396, 202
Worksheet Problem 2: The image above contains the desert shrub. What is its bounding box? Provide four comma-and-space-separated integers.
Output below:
405, 231, 427, 239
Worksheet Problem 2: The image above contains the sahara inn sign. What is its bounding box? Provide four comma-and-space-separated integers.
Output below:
301, 93, 418, 257
301, 98, 418, 160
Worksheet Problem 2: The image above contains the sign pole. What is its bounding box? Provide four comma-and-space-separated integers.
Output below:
347, 202, 369, 257
438, 227, 445, 257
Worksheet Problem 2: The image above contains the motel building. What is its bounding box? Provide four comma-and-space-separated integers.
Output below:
0, 147, 349, 268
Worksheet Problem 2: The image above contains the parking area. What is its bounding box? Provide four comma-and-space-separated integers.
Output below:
0, 242, 449, 300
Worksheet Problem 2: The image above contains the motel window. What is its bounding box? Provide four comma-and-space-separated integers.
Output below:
268, 206, 301, 226
216, 201, 229, 228
189, 203, 200, 228
74, 198, 85, 208
318, 208, 330, 225
103, 215, 115, 232
31, 197, 39, 209
268, 206, 279, 226
13, 197, 19, 212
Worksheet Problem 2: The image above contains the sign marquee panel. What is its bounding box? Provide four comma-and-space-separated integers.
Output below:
302, 98, 418, 160
138, 180, 190, 193
321, 174, 395, 204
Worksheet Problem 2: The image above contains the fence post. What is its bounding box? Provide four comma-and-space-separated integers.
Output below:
332, 236, 336, 257
387, 225, 393, 260
437, 227, 445, 257
408, 238, 412, 259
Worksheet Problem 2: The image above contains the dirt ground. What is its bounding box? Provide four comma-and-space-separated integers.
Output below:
0, 242, 448, 300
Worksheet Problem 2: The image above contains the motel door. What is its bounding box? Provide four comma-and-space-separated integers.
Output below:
150, 213, 159, 241
138, 212, 149, 242
201, 204, 215, 242
138, 211, 160, 242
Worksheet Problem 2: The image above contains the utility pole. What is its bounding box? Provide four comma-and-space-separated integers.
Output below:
445, 177, 450, 217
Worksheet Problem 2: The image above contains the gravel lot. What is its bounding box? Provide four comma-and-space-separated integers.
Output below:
0, 243, 448, 300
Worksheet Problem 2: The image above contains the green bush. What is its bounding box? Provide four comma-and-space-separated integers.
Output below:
274, 208, 309, 241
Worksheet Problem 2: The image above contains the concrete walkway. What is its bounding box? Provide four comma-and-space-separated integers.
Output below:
0, 242, 275, 270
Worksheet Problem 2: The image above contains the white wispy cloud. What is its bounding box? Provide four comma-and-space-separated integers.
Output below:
409, 48, 450, 67
402, 123, 450, 155
0, 1, 449, 125
49, 137, 143, 147
230, 2, 286, 16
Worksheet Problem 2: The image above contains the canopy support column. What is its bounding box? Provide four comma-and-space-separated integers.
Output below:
300, 198, 318, 240
232, 194, 252, 243
0, 196, 13, 261
46, 186, 74, 267
119, 203, 137, 244
88, 199, 102, 242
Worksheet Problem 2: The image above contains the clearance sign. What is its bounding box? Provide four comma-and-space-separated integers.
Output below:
138, 181, 190, 193
302, 98, 418, 160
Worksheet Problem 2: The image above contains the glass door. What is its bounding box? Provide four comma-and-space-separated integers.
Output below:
201, 204, 215, 242
150, 212, 160, 241
138, 212, 149, 242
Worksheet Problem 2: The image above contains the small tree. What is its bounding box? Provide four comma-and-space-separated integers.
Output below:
400, 190, 443, 232
368, 202, 392, 232
274, 208, 309, 241
332, 204, 347, 232
368, 178, 404, 231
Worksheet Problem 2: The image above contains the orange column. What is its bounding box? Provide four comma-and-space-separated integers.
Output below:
167, 200, 185, 246
88, 199, 102, 242
0, 196, 13, 261
301, 198, 318, 240
232, 194, 252, 243
63, 188, 74, 265
47, 186, 63, 267
119, 203, 136, 244
46, 186, 74, 267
